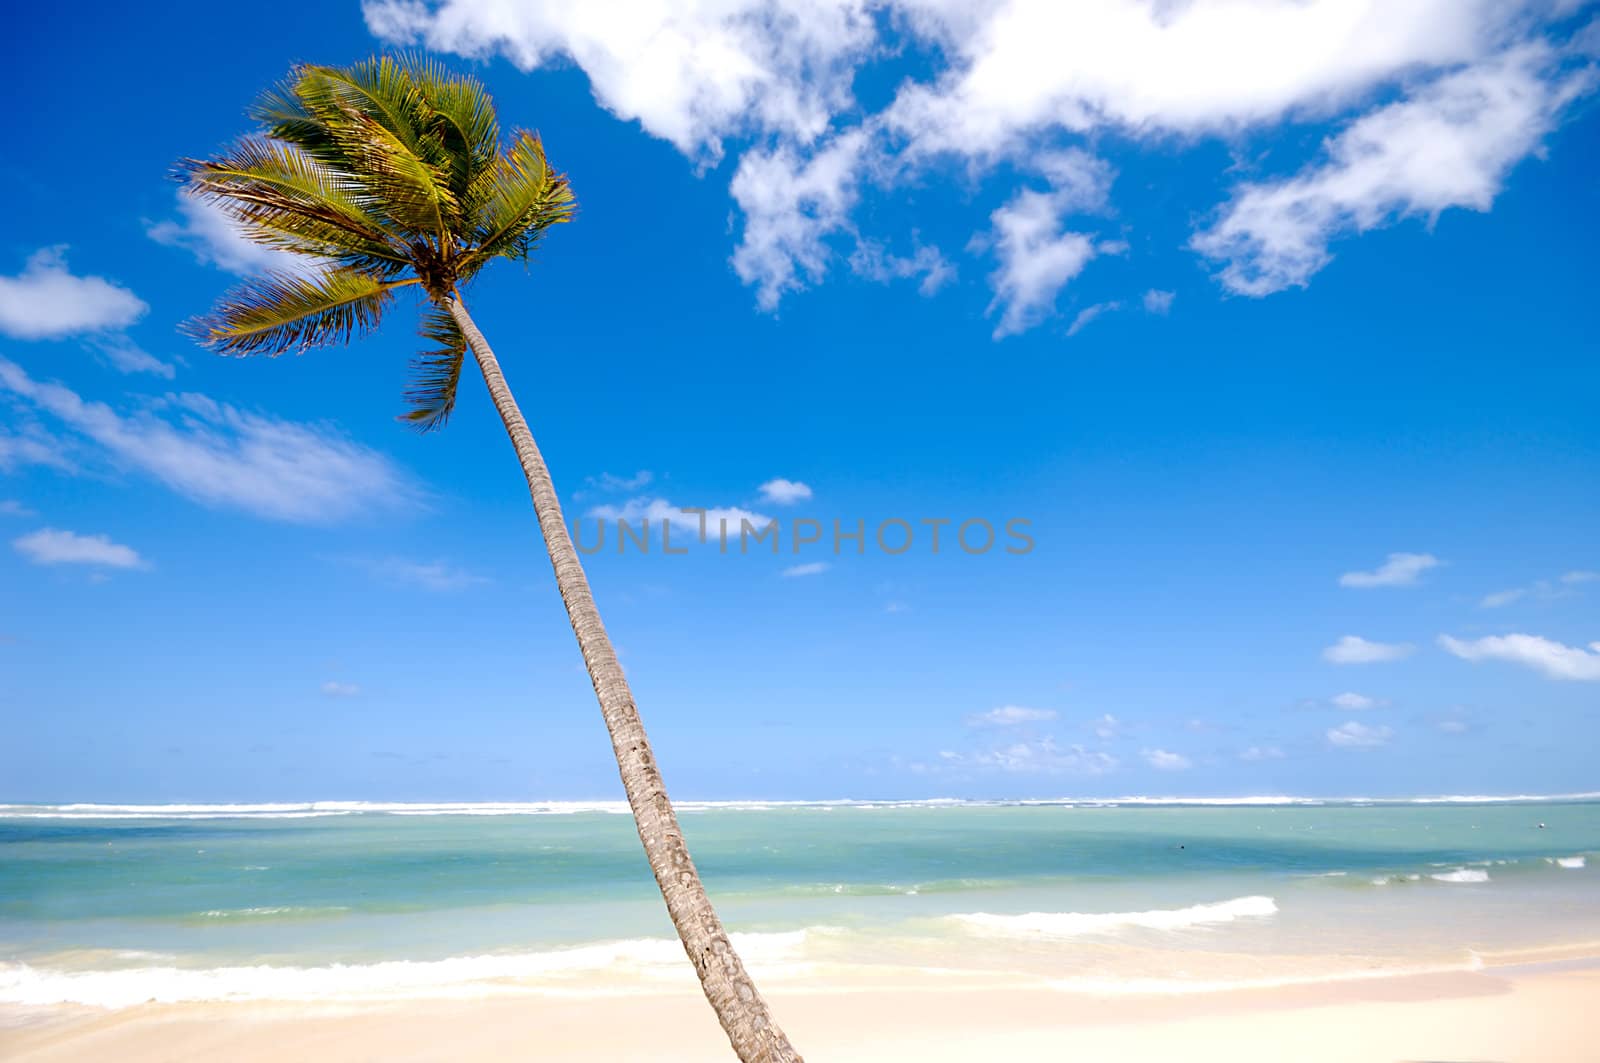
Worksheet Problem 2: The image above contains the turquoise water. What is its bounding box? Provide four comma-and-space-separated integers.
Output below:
2, 799, 1597, 1006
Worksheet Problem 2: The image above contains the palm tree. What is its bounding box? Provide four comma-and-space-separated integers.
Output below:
181, 55, 801, 1063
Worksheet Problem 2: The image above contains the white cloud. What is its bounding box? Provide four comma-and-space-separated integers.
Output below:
364, 0, 874, 159
1438, 632, 1600, 681
1330, 691, 1380, 710
1481, 577, 1575, 607
1142, 747, 1191, 771
0, 423, 74, 473
1067, 301, 1119, 337
353, 557, 490, 593
1483, 569, 1598, 607
1323, 635, 1415, 664
0, 248, 147, 340
1327, 720, 1392, 749
847, 239, 954, 295
781, 561, 828, 577
321, 680, 362, 698
968, 705, 1058, 727
12, 528, 145, 569
975, 150, 1116, 338
883, 1, 1504, 154
0, 499, 35, 517
367, 2, 1596, 321
730, 130, 867, 310
588, 496, 774, 543
1142, 289, 1175, 314
1195, 45, 1592, 294
0, 357, 412, 523
90, 337, 175, 380
1091, 713, 1122, 740
965, 737, 1118, 775
757, 478, 813, 505
1481, 586, 1528, 608
147, 192, 310, 276
588, 470, 654, 492
1338, 552, 1440, 588
1239, 744, 1286, 761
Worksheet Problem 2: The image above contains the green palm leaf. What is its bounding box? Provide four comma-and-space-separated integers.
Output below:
179, 138, 409, 271
400, 304, 468, 431
410, 60, 500, 208
461, 131, 575, 274
187, 269, 414, 355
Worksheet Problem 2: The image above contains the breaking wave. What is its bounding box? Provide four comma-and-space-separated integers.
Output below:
947, 895, 1278, 938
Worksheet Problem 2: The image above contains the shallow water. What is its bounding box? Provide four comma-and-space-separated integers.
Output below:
2, 798, 1596, 1006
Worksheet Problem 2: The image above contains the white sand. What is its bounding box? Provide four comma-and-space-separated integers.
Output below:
2, 961, 1594, 1062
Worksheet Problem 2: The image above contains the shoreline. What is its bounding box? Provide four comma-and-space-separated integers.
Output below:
4, 958, 1595, 1061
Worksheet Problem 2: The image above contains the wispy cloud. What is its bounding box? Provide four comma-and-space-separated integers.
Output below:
967, 705, 1058, 727
977, 151, 1115, 339
945, 737, 1117, 775
1141, 748, 1191, 771
0, 499, 35, 517
587, 470, 655, 492
1329, 691, 1384, 711
0, 247, 147, 340
1338, 552, 1440, 588
588, 497, 774, 544
1142, 289, 1175, 315
1438, 633, 1600, 681
1482, 570, 1593, 607
1323, 635, 1415, 664
0, 358, 413, 523
1066, 301, 1119, 337
351, 557, 490, 593
320, 680, 362, 698
1090, 713, 1122, 740
757, 478, 813, 505
781, 561, 828, 578
89, 337, 175, 379
12, 527, 146, 569
1326, 720, 1393, 749
1239, 745, 1286, 762
1193, 45, 1590, 295
147, 191, 310, 276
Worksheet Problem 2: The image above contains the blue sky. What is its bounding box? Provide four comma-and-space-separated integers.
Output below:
2, 0, 1598, 802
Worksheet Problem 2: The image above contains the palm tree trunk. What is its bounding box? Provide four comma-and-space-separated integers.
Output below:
445, 293, 802, 1063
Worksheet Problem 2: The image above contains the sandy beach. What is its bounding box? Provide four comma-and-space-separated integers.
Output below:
3, 960, 1595, 1062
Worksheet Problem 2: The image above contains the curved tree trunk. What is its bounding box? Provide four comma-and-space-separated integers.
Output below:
445, 294, 802, 1063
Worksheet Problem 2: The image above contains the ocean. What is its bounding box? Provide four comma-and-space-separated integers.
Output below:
2, 797, 1597, 1008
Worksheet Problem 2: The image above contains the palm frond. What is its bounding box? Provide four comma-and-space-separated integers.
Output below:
350, 113, 457, 241
187, 269, 414, 355
179, 138, 407, 267
400, 304, 468, 431
461, 131, 575, 273
291, 58, 438, 167
410, 60, 500, 207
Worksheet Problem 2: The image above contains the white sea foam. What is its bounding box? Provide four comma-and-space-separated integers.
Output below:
3, 792, 1597, 819
1430, 868, 1490, 884
0, 929, 825, 1009
198, 906, 349, 920
1547, 856, 1587, 869
948, 895, 1277, 939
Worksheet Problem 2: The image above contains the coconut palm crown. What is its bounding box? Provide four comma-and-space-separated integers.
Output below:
182, 55, 573, 429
